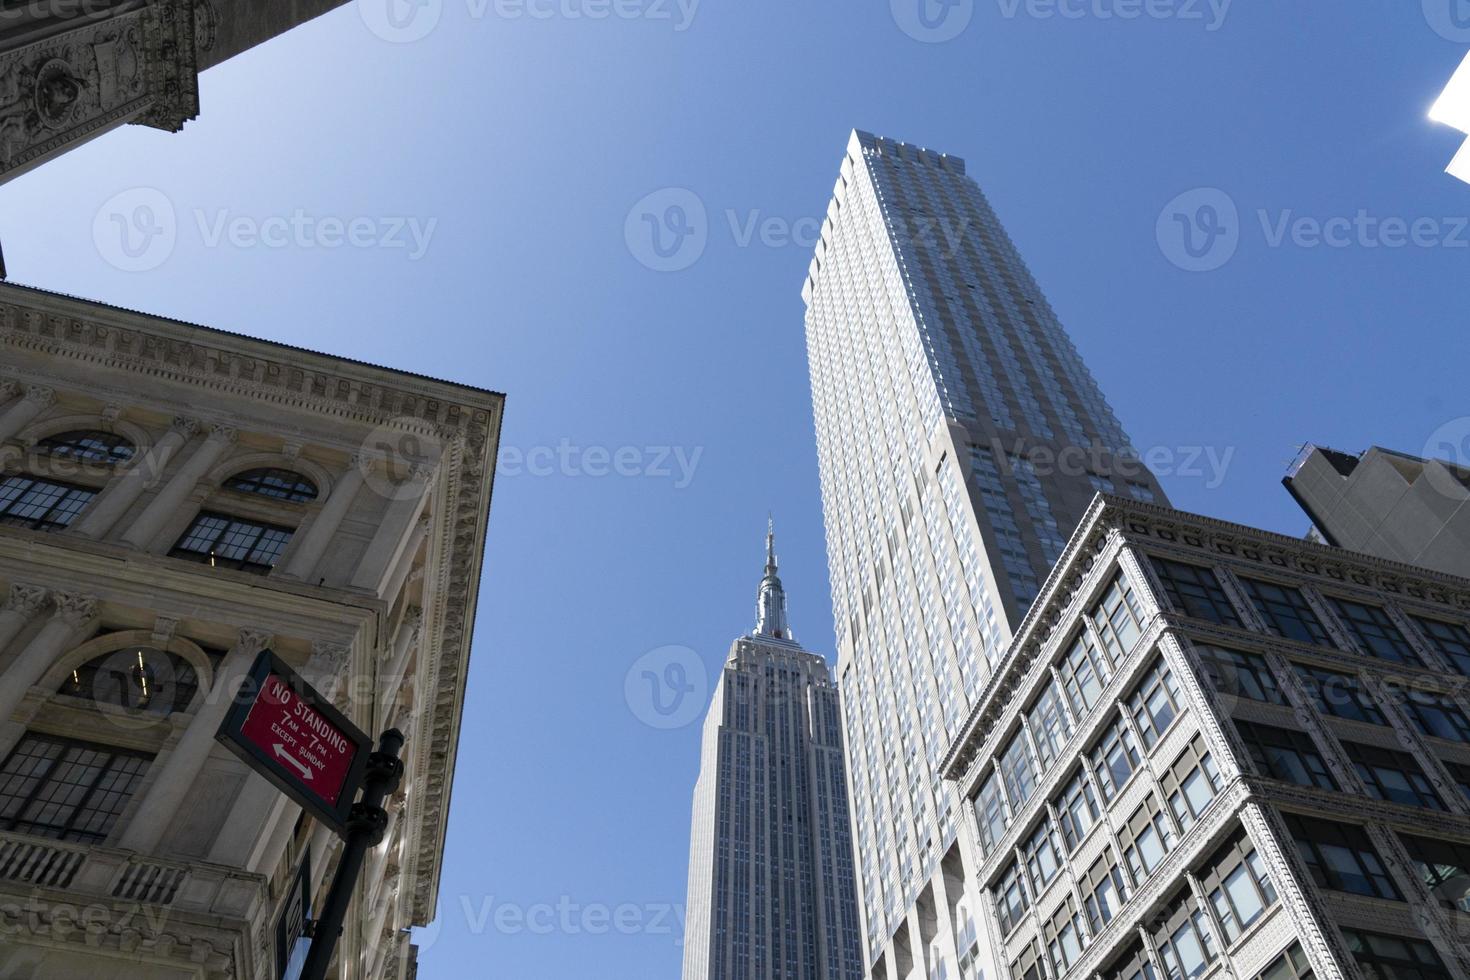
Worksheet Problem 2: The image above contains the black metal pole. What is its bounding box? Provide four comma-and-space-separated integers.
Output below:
300, 728, 405, 980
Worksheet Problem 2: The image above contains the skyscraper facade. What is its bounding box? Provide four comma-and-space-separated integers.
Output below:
802, 131, 1166, 970
683, 527, 864, 980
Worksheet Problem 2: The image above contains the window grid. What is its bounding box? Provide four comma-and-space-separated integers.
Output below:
1343, 742, 1444, 811
0, 475, 96, 531
1151, 558, 1241, 627
0, 733, 150, 843
223, 467, 319, 503
1330, 599, 1420, 665
1286, 814, 1401, 900
1412, 617, 1470, 675
170, 511, 293, 574
1240, 578, 1332, 647
35, 429, 135, 464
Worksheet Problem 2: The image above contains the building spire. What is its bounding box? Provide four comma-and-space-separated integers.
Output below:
755, 516, 792, 641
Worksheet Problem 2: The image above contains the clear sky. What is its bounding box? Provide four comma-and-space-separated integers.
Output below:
2, 2, 1467, 976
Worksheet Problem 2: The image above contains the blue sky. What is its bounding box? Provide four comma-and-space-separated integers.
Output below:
3, 2, 1468, 976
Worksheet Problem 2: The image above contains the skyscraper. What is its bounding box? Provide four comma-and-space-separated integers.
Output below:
802, 131, 1166, 970
683, 525, 864, 980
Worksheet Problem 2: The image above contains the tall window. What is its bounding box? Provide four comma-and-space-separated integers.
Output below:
1055, 768, 1099, 852
1151, 558, 1241, 626
1234, 721, 1336, 790
1196, 832, 1277, 944
1343, 743, 1444, 811
1341, 930, 1452, 980
1256, 944, 1315, 980
170, 512, 293, 574
1043, 897, 1087, 975
1239, 578, 1332, 646
1399, 834, 1470, 912
1330, 599, 1421, 665
1091, 714, 1142, 801
35, 429, 134, 464
996, 860, 1029, 934
1090, 574, 1146, 661
1194, 645, 1284, 706
1021, 818, 1061, 893
1444, 761, 1470, 805
1295, 665, 1386, 725
223, 467, 318, 503
1411, 617, 1470, 675
0, 475, 96, 531
1029, 681, 1072, 767
1120, 794, 1174, 882
0, 733, 151, 843
1128, 658, 1183, 749
58, 647, 200, 716
1059, 630, 1112, 719
1286, 815, 1401, 900
1080, 850, 1129, 932
1001, 732, 1037, 809
976, 773, 1009, 855
1400, 688, 1470, 743
1161, 735, 1221, 831
1103, 943, 1157, 980
1149, 893, 1218, 980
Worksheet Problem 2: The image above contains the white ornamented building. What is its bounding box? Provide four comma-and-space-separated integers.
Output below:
0, 282, 502, 979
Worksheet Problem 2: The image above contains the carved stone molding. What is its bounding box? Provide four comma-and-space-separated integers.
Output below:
170, 415, 201, 437
234, 628, 273, 658
205, 423, 238, 444
3, 583, 49, 616
51, 591, 98, 628
23, 384, 54, 407
151, 615, 179, 647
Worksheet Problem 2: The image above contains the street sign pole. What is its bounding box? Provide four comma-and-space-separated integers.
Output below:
300, 728, 405, 980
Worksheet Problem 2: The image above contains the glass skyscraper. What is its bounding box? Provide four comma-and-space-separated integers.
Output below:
802, 130, 1166, 970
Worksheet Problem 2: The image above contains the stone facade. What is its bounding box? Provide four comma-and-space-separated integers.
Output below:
0, 281, 502, 979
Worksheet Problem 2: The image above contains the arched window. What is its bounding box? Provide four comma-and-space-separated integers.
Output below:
35, 429, 135, 464
224, 467, 318, 503
57, 647, 201, 715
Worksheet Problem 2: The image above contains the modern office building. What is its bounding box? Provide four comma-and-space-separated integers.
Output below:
802, 130, 1166, 972
943, 493, 1470, 980
0, 0, 353, 184
1284, 444, 1470, 579
683, 525, 864, 980
0, 282, 502, 979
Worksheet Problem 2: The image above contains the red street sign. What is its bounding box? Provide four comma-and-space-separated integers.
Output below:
217, 651, 372, 834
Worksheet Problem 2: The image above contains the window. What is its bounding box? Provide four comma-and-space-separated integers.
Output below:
1444, 761, 1470, 805
1001, 731, 1038, 809
1011, 941, 1045, 980
1091, 574, 1146, 661
1399, 688, 1470, 742
1234, 721, 1336, 790
1344, 742, 1444, 810
1412, 617, 1470, 675
0, 475, 96, 531
976, 773, 1009, 855
1194, 645, 1284, 706
1196, 831, 1277, 944
170, 511, 293, 574
35, 429, 134, 464
1256, 944, 1315, 980
1128, 658, 1183, 749
1081, 850, 1129, 932
1149, 893, 1218, 980
223, 467, 318, 503
1285, 814, 1401, 900
1161, 735, 1222, 831
1341, 930, 1452, 980
996, 860, 1029, 934
1400, 834, 1470, 912
0, 733, 151, 843
1091, 714, 1142, 801
58, 647, 200, 716
1239, 577, 1332, 646
1151, 558, 1241, 626
1330, 599, 1420, 665
1059, 630, 1112, 719
1103, 943, 1158, 980
1120, 794, 1174, 882
1055, 768, 1100, 852
1044, 897, 1087, 975
1022, 818, 1061, 893
1029, 681, 1072, 767
1295, 665, 1386, 725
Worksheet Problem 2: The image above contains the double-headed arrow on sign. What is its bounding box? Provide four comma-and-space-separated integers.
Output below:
274, 744, 315, 781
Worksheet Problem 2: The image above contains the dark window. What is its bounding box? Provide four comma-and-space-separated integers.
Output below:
1055, 768, 1100, 852
1235, 721, 1336, 790
1400, 834, 1470, 913
1128, 658, 1184, 748
1444, 761, 1470, 805
1152, 558, 1242, 626
223, 467, 318, 503
1286, 814, 1401, 900
1240, 578, 1332, 646
1330, 599, 1420, 665
1043, 896, 1087, 975
57, 647, 199, 716
0, 733, 150, 843
0, 475, 95, 531
35, 429, 134, 464
1195, 645, 1285, 706
1398, 688, 1470, 743
1344, 742, 1444, 810
1256, 944, 1315, 980
170, 512, 293, 574
1342, 930, 1452, 980
1011, 941, 1045, 980
1196, 831, 1277, 944
1091, 714, 1141, 802
1295, 665, 1386, 725
1412, 617, 1470, 675
1103, 942, 1158, 980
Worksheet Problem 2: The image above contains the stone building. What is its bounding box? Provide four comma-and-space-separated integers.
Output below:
0, 0, 353, 184
940, 494, 1470, 980
0, 281, 502, 978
